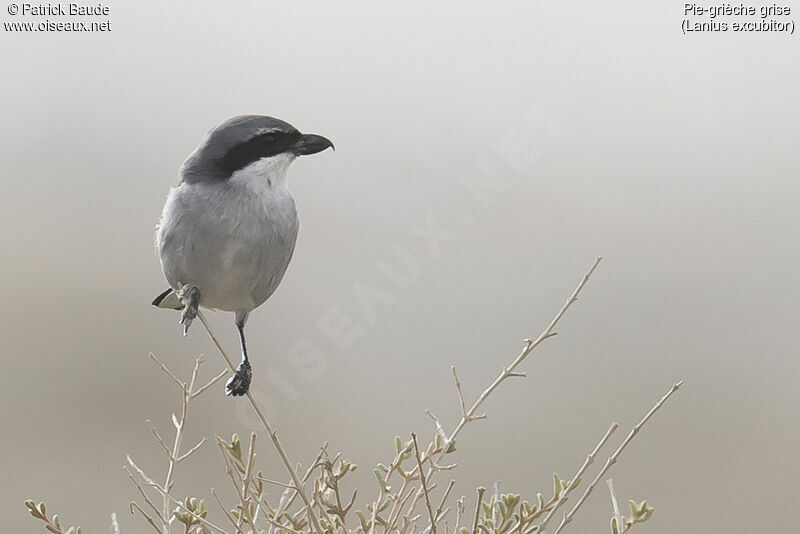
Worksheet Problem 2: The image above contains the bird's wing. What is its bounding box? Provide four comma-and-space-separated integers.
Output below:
152, 288, 184, 310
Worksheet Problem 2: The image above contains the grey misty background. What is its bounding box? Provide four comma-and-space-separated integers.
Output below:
1, 1, 798, 532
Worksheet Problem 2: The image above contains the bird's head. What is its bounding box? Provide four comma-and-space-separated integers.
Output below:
180, 115, 333, 184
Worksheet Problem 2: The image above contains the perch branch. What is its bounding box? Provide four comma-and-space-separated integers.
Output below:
196, 309, 322, 534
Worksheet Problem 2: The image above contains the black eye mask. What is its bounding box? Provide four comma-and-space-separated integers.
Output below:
222, 130, 301, 175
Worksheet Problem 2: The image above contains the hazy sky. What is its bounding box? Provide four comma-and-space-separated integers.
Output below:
1, 2, 798, 533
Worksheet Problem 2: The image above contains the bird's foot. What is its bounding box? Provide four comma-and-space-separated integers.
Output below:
226, 360, 252, 396
179, 286, 200, 336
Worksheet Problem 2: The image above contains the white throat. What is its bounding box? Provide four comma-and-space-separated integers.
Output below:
229, 153, 296, 192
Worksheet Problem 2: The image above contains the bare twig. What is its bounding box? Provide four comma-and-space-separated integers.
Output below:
123, 465, 165, 524
416, 258, 604, 532
130, 501, 163, 534
147, 420, 172, 458
536, 422, 619, 532
471, 487, 486, 534
425, 410, 448, 441
552, 381, 684, 534
452, 368, 483, 422
445, 257, 602, 454
192, 368, 229, 398
128, 356, 221, 534
453, 496, 465, 534
211, 488, 246, 534
270, 443, 329, 534
233, 432, 259, 533
434, 480, 456, 522
159, 357, 202, 532
412, 433, 437, 534
176, 437, 207, 463
196, 310, 322, 534
149, 352, 184, 390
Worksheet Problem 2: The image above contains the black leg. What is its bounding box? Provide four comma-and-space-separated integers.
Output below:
179, 286, 200, 336
237, 321, 249, 365
226, 312, 252, 396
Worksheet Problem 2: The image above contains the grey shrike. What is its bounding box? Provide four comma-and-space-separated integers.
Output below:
152, 115, 333, 396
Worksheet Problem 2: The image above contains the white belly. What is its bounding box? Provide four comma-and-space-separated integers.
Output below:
156, 173, 299, 313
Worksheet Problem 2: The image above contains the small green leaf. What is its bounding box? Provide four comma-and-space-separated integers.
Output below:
628, 500, 639, 517
395, 436, 403, 453
356, 510, 371, 532
374, 468, 387, 489
553, 474, 563, 497
231, 433, 242, 460
610, 516, 619, 534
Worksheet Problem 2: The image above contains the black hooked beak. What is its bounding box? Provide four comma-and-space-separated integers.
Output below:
292, 133, 334, 156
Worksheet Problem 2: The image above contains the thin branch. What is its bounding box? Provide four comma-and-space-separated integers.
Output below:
425, 410, 448, 440
271, 442, 328, 534
452, 368, 472, 421
216, 438, 246, 501
453, 496, 465, 534
408, 258, 602, 523
176, 437, 207, 463
434, 480, 456, 522
536, 422, 619, 532
447, 257, 602, 452
192, 369, 229, 398
234, 432, 259, 533
552, 380, 684, 534
396, 483, 419, 532
126, 456, 158, 490
196, 309, 322, 534
149, 352, 184, 390
160, 358, 201, 531
147, 420, 173, 459
130, 501, 164, 534
471, 487, 485, 534
412, 433, 437, 534
124, 466, 166, 524
258, 476, 296, 490
211, 488, 246, 534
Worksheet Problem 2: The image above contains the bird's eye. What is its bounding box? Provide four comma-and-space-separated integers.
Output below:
261, 134, 276, 146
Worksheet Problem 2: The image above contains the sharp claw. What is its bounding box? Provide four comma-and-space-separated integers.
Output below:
178, 286, 199, 335
225, 361, 252, 396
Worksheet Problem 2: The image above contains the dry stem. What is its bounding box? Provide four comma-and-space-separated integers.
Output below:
412, 433, 437, 534
196, 310, 322, 534
535, 422, 619, 532
551, 381, 684, 534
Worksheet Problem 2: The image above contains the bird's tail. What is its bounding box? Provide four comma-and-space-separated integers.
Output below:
151, 288, 184, 310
